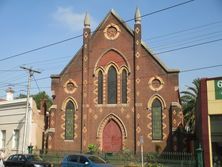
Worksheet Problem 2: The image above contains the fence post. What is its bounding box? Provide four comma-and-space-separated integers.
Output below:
196, 144, 203, 167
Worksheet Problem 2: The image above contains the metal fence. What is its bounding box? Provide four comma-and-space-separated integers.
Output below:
145, 152, 196, 167
37, 150, 196, 167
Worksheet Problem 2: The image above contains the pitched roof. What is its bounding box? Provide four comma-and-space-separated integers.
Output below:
51, 9, 179, 78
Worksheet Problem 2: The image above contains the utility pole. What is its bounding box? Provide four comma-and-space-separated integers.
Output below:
20, 66, 41, 153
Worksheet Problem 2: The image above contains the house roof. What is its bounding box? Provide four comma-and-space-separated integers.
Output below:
0, 97, 34, 108
51, 9, 179, 78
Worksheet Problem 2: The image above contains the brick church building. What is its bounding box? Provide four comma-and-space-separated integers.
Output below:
47, 9, 183, 153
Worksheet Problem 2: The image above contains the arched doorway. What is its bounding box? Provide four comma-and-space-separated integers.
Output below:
103, 120, 122, 152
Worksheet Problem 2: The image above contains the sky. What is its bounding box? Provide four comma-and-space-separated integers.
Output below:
0, 0, 222, 99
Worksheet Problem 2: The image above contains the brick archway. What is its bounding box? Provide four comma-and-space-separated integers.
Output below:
97, 113, 127, 152
103, 119, 122, 152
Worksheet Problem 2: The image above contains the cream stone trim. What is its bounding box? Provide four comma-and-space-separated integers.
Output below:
208, 115, 213, 167
103, 23, 121, 40
97, 113, 127, 138
95, 67, 105, 77
119, 66, 130, 74
148, 76, 164, 91
61, 96, 78, 111
93, 48, 131, 74
147, 94, 167, 109
49, 104, 57, 110
171, 102, 182, 109
105, 63, 119, 74
64, 79, 78, 94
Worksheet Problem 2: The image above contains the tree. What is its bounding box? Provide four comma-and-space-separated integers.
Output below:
16, 93, 27, 99
180, 78, 200, 134
32, 91, 52, 110
16, 91, 52, 110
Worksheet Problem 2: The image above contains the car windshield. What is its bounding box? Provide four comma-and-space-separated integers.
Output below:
26, 155, 43, 161
88, 156, 106, 164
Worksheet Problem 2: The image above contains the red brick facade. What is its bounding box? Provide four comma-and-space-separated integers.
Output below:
48, 10, 183, 153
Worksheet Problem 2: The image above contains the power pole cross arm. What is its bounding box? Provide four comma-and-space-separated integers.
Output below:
20, 66, 41, 153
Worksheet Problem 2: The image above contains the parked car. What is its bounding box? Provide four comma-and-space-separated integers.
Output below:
4, 154, 51, 167
61, 154, 113, 167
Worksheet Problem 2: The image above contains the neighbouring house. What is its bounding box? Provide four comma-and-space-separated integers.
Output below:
197, 77, 222, 167
47, 9, 183, 153
0, 88, 44, 156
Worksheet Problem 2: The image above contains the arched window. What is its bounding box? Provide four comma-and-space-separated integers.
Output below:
152, 99, 162, 140
122, 69, 127, 103
65, 100, 75, 140
108, 66, 117, 104
98, 70, 103, 104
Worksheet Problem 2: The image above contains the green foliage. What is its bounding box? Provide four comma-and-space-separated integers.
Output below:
145, 162, 163, 167
87, 144, 98, 154
122, 148, 134, 161
145, 153, 163, 167
180, 78, 200, 134
32, 91, 52, 110
16, 93, 27, 99
15, 91, 52, 110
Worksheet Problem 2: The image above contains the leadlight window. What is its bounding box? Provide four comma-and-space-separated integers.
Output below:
65, 101, 75, 140
108, 66, 117, 104
98, 71, 103, 104
122, 69, 127, 103
152, 99, 162, 140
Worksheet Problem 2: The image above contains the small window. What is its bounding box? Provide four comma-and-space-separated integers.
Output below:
122, 69, 127, 103
12, 155, 19, 160
69, 155, 78, 162
108, 66, 117, 104
0, 130, 6, 149
98, 71, 103, 104
12, 130, 19, 149
65, 101, 75, 140
152, 99, 162, 140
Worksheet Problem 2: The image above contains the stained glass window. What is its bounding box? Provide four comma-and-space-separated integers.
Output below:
98, 71, 103, 104
122, 69, 127, 103
152, 99, 162, 140
108, 66, 117, 104
65, 101, 75, 140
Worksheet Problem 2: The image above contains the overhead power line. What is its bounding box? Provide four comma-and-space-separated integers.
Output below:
147, 19, 222, 41
0, 35, 221, 88
155, 38, 222, 55
33, 75, 41, 92
181, 64, 222, 73
0, 0, 194, 62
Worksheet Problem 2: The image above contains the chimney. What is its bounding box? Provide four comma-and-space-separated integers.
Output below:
6, 87, 14, 101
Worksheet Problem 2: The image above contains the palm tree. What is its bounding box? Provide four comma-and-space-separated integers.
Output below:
180, 78, 200, 134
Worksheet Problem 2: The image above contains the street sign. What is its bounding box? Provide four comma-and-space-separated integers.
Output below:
215, 80, 222, 99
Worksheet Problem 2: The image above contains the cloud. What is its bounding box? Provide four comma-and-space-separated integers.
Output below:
53, 7, 97, 32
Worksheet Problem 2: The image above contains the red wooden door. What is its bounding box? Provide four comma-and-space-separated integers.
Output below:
103, 120, 122, 152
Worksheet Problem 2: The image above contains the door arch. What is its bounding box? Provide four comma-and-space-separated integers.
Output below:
103, 120, 122, 152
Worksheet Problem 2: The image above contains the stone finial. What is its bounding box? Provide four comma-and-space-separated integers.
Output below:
84, 12, 90, 28
135, 7, 141, 24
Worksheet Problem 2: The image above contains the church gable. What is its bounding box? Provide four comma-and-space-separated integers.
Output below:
54, 9, 179, 80
49, 9, 183, 154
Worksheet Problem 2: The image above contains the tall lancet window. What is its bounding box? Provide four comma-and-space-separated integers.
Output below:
108, 66, 117, 104
98, 70, 103, 104
152, 99, 162, 140
65, 100, 75, 140
122, 69, 127, 103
